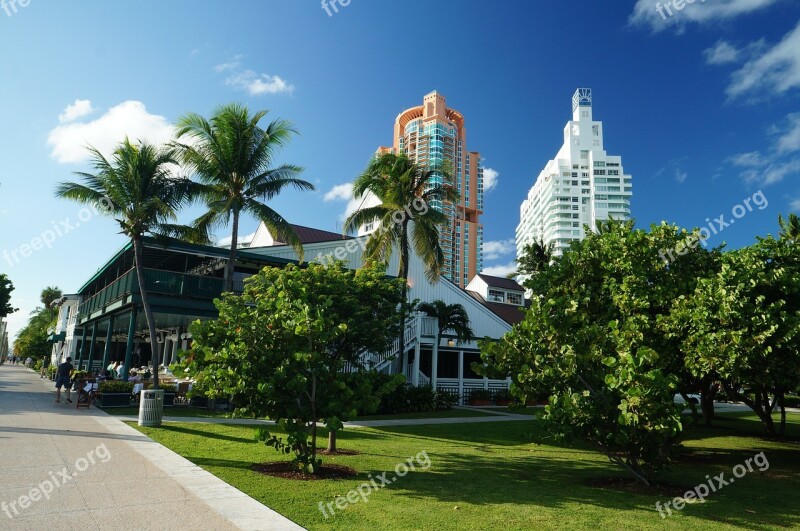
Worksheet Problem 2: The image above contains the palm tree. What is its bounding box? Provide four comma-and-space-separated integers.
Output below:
174, 103, 315, 292
778, 213, 800, 242
417, 300, 475, 390
55, 139, 195, 391
512, 238, 553, 278
343, 152, 459, 372
40, 286, 63, 309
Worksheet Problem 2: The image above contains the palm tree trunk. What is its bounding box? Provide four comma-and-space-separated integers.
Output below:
224, 209, 239, 293
397, 222, 410, 380
132, 236, 160, 390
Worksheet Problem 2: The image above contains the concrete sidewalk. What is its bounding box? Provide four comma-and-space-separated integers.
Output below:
0, 364, 303, 530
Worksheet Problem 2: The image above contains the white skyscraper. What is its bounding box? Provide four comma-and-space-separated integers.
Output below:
516, 88, 632, 260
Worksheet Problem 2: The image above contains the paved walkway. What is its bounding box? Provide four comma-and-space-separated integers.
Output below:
0, 364, 303, 530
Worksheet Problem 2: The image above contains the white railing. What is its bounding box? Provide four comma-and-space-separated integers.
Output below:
420, 316, 438, 337
360, 317, 418, 371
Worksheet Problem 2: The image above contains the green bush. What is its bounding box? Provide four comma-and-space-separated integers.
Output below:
469, 389, 492, 401
494, 388, 512, 401
99, 380, 135, 393
160, 384, 176, 393
33, 359, 43, 372
375, 381, 457, 414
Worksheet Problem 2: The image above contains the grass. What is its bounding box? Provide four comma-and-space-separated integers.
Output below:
100, 406, 230, 418
102, 406, 489, 421
130, 410, 800, 530
485, 406, 540, 415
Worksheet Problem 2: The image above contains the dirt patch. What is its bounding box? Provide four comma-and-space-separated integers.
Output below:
586, 476, 690, 497
251, 461, 357, 480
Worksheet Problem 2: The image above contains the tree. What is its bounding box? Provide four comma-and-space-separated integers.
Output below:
343, 152, 458, 366
417, 300, 475, 390
513, 238, 554, 281
778, 213, 800, 242
479, 221, 719, 484
40, 286, 63, 309
175, 103, 315, 292
670, 237, 800, 436
55, 139, 196, 390
176, 262, 407, 473
0, 274, 17, 318
14, 302, 58, 362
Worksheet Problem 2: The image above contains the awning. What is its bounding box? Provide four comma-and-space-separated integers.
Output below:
47, 332, 66, 343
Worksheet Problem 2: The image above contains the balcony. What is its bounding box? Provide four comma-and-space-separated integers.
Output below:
77, 268, 237, 320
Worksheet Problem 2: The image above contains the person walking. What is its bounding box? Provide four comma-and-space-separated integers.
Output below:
55, 357, 74, 404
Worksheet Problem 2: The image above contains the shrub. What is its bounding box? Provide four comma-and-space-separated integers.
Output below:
434, 389, 460, 410
160, 384, 176, 393
469, 389, 492, 401
495, 389, 512, 402
784, 395, 800, 408
99, 380, 135, 393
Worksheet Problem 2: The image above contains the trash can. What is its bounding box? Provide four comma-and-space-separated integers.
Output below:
138, 389, 164, 427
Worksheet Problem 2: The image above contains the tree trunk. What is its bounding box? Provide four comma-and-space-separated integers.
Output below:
700, 384, 717, 427
224, 209, 239, 293
133, 236, 160, 390
680, 392, 699, 422
327, 430, 337, 453
396, 220, 410, 378
310, 372, 318, 472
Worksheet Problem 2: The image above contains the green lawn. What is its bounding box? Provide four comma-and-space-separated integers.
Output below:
100, 406, 231, 418
131, 411, 800, 530
102, 407, 489, 421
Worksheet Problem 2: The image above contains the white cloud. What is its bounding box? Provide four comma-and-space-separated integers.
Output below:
730, 113, 800, 186
728, 151, 764, 167
323, 182, 380, 222
724, 20, 800, 100
225, 70, 294, 96
214, 55, 243, 73
675, 169, 688, 183
483, 239, 515, 261
59, 99, 95, 123
324, 183, 353, 202
704, 40, 741, 65
483, 167, 499, 192
790, 197, 800, 211
776, 113, 800, 154
47, 100, 176, 164
629, 0, 779, 32
481, 261, 517, 278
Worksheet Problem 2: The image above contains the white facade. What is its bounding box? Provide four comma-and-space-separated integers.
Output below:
0, 318, 8, 360
49, 295, 81, 366
516, 88, 633, 258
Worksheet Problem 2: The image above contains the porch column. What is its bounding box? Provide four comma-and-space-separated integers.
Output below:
458, 350, 464, 404
122, 309, 137, 381
85, 322, 98, 373
101, 316, 115, 369
412, 341, 421, 386
431, 338, 439, 391
77, 325, 88, 369
171, 336, 179, 365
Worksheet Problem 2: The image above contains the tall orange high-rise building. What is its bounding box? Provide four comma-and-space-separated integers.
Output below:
377, 91, 484, 288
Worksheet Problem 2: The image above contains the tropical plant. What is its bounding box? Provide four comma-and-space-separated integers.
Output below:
513, 238, 554, 281
99, 380, 135, 393
175, 262, 406, 472
0, 274, 16, 318
343, 152, 459, 364
417, 299, 475, 389
174, 103, 314, 292
55, 138, 197, 390
40, 286, 63, 309
778, 213, 800, 242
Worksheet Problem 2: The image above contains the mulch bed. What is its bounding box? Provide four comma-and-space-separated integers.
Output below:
586, 476, 690, 497
251, 461, 357, 480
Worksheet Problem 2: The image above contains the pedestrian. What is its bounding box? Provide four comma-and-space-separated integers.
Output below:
55, 356, 74, 404
117, 362, 125, 379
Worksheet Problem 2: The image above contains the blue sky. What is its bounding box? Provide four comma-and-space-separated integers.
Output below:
1, 0, 799, 339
